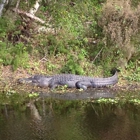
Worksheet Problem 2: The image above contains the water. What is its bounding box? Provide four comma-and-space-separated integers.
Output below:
0, 91, 140, 140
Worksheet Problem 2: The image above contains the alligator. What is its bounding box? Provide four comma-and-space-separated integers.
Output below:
18, 68, 119, 90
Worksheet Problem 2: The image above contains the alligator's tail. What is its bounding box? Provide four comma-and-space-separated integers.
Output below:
110, 67, 120, 75
90, 68, 119, 88
76, 68, 119, 89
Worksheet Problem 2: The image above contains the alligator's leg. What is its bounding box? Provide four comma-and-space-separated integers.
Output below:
49, 84, 58, 89
76, 81, 92, 90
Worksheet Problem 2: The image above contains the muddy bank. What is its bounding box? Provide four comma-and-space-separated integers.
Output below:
0, 66, 140, 94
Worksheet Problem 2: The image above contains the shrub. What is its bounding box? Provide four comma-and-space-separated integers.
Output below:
0, 42, 29, 70
99, 0, 140, 67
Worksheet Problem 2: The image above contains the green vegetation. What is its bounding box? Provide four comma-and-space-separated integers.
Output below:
92, 98, 140, 106
0, 0, 139, 82
0, 41, 29, 70
125, 60, 140, 82
28, 92, 39, 98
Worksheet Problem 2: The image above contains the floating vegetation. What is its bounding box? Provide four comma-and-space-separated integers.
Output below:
28, 92, 39, 98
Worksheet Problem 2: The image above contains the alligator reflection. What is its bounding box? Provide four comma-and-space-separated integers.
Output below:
39, 89, 116, 100
0, 93, 140, 140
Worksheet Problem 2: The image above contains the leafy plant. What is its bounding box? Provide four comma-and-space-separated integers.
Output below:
99, 0, 140, 67
125, 60, 140, 82
28, 92, 39, 98
0, 42, 29, 70
60, 51, 87, 74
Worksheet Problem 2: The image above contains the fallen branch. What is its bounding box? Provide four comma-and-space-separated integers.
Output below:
15, 0, 20, 10
92, 47, 103, 63
12, 8, 45, 24
29, 0, 41, 15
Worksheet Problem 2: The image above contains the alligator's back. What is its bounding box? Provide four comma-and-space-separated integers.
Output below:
48, 74, 86, 89
48, 71, 118, 89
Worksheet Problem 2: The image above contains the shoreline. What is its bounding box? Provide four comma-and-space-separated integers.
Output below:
0, 66, 140, 93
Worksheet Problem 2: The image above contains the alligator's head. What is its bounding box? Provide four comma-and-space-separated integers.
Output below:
18, 75, 53, 87
18, 77, 33, 84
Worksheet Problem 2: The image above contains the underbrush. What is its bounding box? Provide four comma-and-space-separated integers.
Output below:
0, 42, 29, 70
125, 61, 140, 82
0, 0, 139, 83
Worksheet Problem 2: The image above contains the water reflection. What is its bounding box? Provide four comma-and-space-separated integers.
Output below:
83, 104, 139, 140
39, 88, 116, 100
0, 96, 140, 140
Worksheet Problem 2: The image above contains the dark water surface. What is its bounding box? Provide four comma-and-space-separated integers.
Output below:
0, 91, 140, 140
